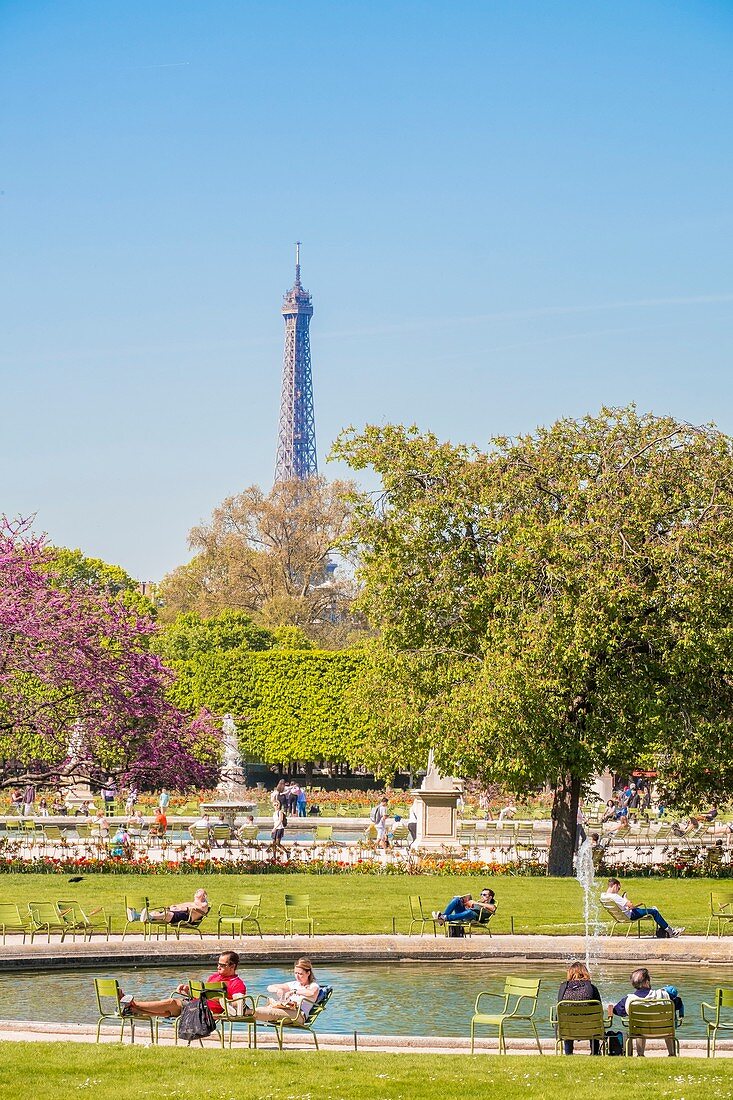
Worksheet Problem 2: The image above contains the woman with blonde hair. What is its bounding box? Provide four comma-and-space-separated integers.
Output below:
557, 960, 602, 1055
249, 956, 321, 1024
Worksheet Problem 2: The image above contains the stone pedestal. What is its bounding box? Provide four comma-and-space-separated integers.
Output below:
411, 756, 464, 853
199, 800, 256, 828
411, 789, 462, 853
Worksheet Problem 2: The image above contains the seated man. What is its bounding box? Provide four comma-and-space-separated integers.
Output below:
600, 878, 684, 938
147, 887, 210, 926
432, 894, 478, 926
471, 887, 497, 924
608, 967, 684, 1056
121, 951, 245, 1019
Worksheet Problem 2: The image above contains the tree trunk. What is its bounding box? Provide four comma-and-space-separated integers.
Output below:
547, 772, 581, 876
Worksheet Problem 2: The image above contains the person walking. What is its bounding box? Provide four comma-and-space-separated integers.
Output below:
21, 784, 36, 817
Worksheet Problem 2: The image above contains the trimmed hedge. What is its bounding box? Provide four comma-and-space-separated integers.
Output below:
168, 649, 371, 765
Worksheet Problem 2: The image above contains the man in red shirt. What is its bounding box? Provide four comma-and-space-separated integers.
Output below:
122, 952, 246, 1018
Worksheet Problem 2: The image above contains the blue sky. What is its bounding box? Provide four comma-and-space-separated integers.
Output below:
2, 1, 732, 579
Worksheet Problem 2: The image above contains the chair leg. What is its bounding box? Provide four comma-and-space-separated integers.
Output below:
470, 1022, 475, 1054
530, 1020, 542, 1054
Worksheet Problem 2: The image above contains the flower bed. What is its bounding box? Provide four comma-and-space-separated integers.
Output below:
0, 851, 549, 876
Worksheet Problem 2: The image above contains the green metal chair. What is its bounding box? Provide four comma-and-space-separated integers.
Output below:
42, 824, 66, 851
284, 894, 314, 937
238, 824, 260, 856
211, 824, 233, 849
93, 978, 154, 1044
122, 894, 152, 940
313, 824, 333, 842
189, 825, 211, 853
625, 998, 680, 1056
701, 987, 733, 1057
57, 900, 112, 941
218, 895, 263, 939
600, 898, 656, 937
0, 902, 29, 943
28, 901, 71, 943
707, 892, 733, 938
470, 977, 542, 1054
391, 823, 410, 847
551, 1000, 607, 1055
407, 895, 437, 937
253, 985, 333, 1051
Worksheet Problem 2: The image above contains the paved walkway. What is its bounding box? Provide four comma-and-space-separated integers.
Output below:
2, 930, 733, 969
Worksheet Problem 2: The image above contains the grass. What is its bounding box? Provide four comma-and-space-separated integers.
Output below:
1, 872, 725, 936
1, 1045, 733, 1100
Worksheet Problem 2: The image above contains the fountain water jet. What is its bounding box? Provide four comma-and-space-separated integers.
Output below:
575, 837, 601, 971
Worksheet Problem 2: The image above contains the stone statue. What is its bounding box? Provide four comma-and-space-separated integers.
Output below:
217, 714, 247, 795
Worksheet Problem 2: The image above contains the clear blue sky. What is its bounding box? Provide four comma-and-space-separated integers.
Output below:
2, 1, 732, 579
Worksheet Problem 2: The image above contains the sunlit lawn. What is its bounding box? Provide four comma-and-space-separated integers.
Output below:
2, 873, 719, 936
1, 1045, 732, 1100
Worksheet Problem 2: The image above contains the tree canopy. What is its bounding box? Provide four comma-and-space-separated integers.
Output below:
158, 476, 364, 647
334, 407, 733, 873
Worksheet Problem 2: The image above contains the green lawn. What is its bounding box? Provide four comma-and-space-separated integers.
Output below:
1, 1045, 732, 1100
2, 872, 722, 935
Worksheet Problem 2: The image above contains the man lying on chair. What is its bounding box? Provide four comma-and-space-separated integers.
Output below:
146, 888, 210, 926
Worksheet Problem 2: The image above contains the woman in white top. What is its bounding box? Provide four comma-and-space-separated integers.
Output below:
250, 957, 320, 1024
271, 804, 287, 854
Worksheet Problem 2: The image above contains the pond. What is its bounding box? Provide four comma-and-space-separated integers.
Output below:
1, 960, 728, 1038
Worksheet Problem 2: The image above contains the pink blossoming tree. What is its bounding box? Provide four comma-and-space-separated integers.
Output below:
0, 518, 219, 789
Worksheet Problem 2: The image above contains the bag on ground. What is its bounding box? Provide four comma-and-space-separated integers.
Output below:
177, 991, 217, 1041
606, 1029, 624, 1055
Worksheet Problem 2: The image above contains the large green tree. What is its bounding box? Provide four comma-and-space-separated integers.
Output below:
334, 408, 733, 874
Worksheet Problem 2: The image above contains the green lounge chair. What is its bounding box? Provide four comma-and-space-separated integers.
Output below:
217, 895, 262, 939
707, 892, 733, 938
284, 894, 314, 937
625, 998, 680, 1057
551, 999, 607, 1055
253, 985, 333, 1051
470, 976, 542, 1054
93, 978, 154, 1044
701, 987, 733, 1057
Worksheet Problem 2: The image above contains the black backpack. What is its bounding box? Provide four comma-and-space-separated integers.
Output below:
177, 991, 217, 1042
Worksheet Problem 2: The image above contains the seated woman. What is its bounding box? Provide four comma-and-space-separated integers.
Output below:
247, 956, 320, 1024
147, 888, 210, 926
557, 960, 602, 1055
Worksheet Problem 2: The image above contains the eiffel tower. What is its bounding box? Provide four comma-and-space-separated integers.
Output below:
274, 243, 318, 482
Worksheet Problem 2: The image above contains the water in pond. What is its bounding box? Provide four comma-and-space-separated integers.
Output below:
1, 960, 729, 1038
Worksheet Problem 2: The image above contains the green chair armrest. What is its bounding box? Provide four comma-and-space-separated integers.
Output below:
473, 991, 503, 1012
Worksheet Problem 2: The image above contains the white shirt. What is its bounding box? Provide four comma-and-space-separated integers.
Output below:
601, 890, 630, 913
